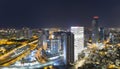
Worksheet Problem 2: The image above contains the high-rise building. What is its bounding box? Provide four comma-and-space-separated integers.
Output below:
99, 27, 105, 42
107, 28, 120, 43
71, 26, 84, 62
54, 32, 74, 65
92, 16, 99, 43
22, 27, 33, 39
62, 32, 74, 65
50, 39, 61, 55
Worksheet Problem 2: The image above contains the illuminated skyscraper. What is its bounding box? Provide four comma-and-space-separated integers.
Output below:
92, 16, 99, 43
71, 26, 84, 62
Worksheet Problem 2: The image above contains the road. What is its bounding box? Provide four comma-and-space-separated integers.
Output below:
0, 39, 38, 66
1, 55, 63, 69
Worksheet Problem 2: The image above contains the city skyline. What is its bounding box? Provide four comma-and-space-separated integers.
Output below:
0, 26, 120, 68
0, 0, 120, 28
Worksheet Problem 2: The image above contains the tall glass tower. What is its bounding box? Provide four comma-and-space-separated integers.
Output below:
71, 26, 84, 62
92, 16, 99, 43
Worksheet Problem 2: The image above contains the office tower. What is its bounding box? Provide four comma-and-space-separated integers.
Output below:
41, 30, 49, 48
7, 29, 16, 34
62, 32, 74, 65
50, 39, 61, 55
107, 28, 120, 43
84, 28, 92, 47
22, 27, 32, 39
43, 29, 49, 40
109, 33, 114, 43
71, 26, 84, 62
92, 16, 99, 43
99, 27, 105, 42
38, 30, 43, 47
53, 32, 65, 52
54, 31, 75, 65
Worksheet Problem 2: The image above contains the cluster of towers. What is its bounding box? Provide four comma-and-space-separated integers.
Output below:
92, 16, 105, 43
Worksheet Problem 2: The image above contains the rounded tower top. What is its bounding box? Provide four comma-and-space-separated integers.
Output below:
93, 16, 99, 19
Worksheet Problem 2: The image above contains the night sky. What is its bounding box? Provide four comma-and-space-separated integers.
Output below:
0, 0, 120, 28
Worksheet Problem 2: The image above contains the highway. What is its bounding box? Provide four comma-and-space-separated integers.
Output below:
1, 55, 63, 69
0, 38, 64, 69
0, 39, 38, 66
